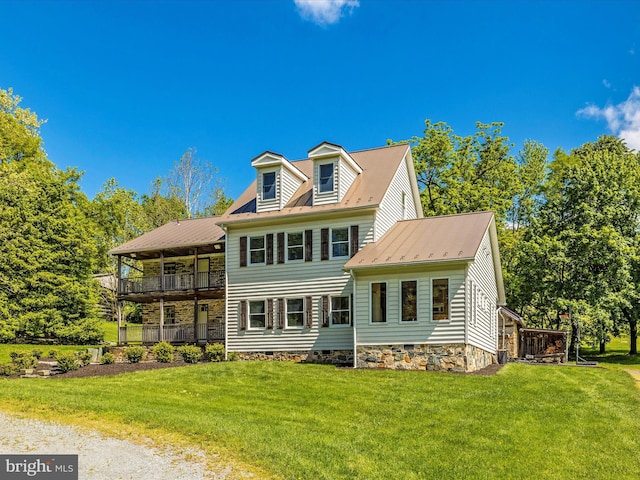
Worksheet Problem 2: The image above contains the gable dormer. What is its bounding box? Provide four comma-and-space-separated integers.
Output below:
308, 142, 362, 206
251, 151, 307, 212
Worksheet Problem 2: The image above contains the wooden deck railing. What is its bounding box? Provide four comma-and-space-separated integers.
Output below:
119, 323, 224, 344
118, 271, 225, 294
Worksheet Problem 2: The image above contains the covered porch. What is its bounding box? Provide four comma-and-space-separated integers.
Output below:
108, 217, 227, 346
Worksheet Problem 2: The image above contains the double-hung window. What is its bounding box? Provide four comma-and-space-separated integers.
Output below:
331, 296, 350, 326
432, 278, 449, 321
287, 232, 304, 262
401, 280, 418, 322
331, 227, 349, 258
286, 298, 304, 328
262, 172, 276, 200
371, 282, 387, 323
249, 236, 265, 264
319, 163, 334, 193
249, 300, 266, 329
163, 305, 176, 324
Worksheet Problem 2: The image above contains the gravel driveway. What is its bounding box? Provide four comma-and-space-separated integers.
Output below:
0, 411, 233, 479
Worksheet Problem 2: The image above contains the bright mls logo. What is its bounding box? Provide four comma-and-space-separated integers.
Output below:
1, 455, 77, 479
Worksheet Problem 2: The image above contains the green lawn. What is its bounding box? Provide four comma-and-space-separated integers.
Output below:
1, 361, 639, 479
581, 335, 640, 370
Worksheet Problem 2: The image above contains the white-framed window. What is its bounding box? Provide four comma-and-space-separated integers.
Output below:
249, 300, 266, 329
331, 227, 349, 258
370, 282, 387, 323
432, 278, 449, 321
319, 163, 334, 193
249, 236, 265, 265
262, 171, 276, 200
331, 296, 350, 326
286, 297, 304, 328
287, 232, 304, 262
163, 305, 176, 325
401, 280, 418, 322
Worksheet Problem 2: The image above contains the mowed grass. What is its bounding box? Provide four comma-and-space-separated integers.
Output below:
582, 335, 640, 370
1, 361, 639, 479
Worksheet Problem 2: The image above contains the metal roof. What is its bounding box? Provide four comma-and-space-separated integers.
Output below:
109, 216, 225, 257
344, 211, 495, 269
218, 143, 413, 225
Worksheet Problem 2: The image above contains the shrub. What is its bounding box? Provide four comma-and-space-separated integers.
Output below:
227, 351, 240, 362
77, 351, 92, 366
124, 346, 146, 364
100, 352, 115, 364
177, 345, 202, 364
12, 353, 38, 370
31, 349, 43, 360
55, 352, 79, 373
48, 349, 58, 359
1, 363, 18, 376
9, 351, 19, 361
204, 343, 225, 362
151, 341, 174, 363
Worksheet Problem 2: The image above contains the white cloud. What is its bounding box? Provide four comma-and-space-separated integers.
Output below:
576, 86, 640, 151
294, 0, 359, 26
602, 79, 611, 89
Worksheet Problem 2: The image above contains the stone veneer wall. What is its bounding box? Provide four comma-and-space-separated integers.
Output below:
142, 298, 225, 325
237, 350, 353, 366
356, 344, 496, 372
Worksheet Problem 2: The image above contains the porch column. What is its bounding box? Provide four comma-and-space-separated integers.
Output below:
160, 251, 165, 291
116, 255, 123, 345
194, 247, 199, 289
159, 297, 165, 342
116, 300, 123, 345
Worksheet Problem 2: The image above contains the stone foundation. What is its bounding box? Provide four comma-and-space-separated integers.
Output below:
236, 350, 353, 366
356, 344, 496, 372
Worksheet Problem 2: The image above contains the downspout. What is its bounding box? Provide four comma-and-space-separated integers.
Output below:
222, 226, 229, 361
350, 269, 357, 368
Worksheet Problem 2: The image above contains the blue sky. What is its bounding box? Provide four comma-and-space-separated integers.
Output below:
2, 0, 639, 201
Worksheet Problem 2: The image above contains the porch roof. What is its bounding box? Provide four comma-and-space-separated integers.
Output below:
109, 217, 225, 259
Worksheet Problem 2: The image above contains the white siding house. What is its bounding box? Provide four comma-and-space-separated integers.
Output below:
217, 142, 506, 372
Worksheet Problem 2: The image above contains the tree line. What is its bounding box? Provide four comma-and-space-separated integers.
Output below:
0, 88, 231, 343
1, 88, 639, 353
394, 121, 640, 355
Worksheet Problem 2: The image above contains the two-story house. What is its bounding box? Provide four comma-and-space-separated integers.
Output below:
110, 217, 226, 345
217, 142, 505, 372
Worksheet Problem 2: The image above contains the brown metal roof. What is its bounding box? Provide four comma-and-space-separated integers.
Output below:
344, 211, 495, 269
218, 143, 411, 224
109, 217, 225, 257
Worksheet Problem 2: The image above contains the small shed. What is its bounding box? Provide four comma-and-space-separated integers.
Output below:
518, 328, 568, 363
497, 307, 524, 360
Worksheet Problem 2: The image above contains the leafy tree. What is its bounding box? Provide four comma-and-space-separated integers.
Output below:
89, 178, 147, 272
512, 136, 640, 353
140, 177, 186, 229
395, 120, 519, 225
0, 88, 102, 343
167, 147, 230, 218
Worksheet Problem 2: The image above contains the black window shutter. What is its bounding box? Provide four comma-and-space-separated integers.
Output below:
321, 228, 329, 260
277, 298, 285, 329
350, 225, 359, 257
321, 295, 329, 327
305, 296, 313, 328
266, 233, 274, 265
277, 232, 285, 264
350, 293, 354, 326
239, 300, 247, 330
305, 230, 313, 262
266, 298, 274, 329
239, 236, 247, 267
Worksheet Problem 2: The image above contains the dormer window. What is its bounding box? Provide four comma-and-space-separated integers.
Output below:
319, 163, 334, 193
262, 172, 276, 200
